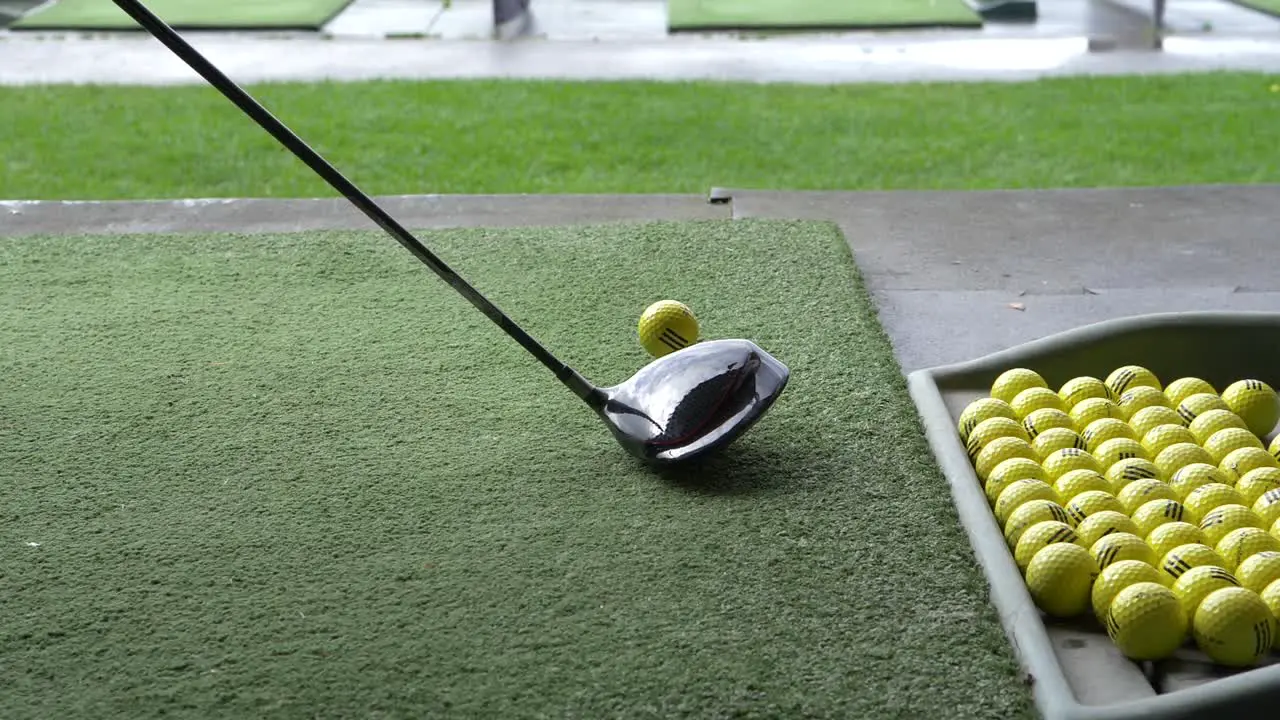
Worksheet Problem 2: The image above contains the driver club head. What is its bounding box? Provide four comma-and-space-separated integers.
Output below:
594, 339, 790, 465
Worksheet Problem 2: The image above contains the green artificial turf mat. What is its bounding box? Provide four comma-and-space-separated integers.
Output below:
667, 0, 982, 30
11, 0, 355, 29
3, 74, 1279, 201
1226, 0, 1280, 17
1, 219, 1034, 718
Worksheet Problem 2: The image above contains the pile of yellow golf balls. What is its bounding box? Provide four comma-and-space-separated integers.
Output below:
960, 365, 1280, 667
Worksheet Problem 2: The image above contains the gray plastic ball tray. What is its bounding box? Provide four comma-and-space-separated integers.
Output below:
906, 311, 1280, 720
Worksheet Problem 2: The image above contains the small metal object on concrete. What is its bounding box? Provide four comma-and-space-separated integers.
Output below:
907, 311, 1280, 720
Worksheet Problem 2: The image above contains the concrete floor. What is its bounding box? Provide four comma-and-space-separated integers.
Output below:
6, 185, 1279, 372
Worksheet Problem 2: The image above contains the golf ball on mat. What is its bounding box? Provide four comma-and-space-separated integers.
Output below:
995, 479, 1062, 526
1146, 521, 1207, 560
1053, 469, 1111, 504
1222, 379, 1280, 438
1216, 527, 1280, 572
1090, 532, 1158, 570
1082, 418, 1138, 452
1042, 448, 1103, 482
1106, 582, 1187, 661
1065, 490, 1126, 525
1261, 580, 1280, 651
1117, 479, 1177, 515
1177, 392, 1232, 425
1193, 586, 1275, 667
1221, 447, 1279, 484
1169, 463, 1229, 501
1070, 397, 1122, 428
965, 416, 1030, 460
1271, 434, 1280, 462
1155, 443, 1217, 483
1022, 408, 1075, 440
637, 300, 699, 358
1235, 467, 1280, 506
1093, 437, 1149, 471
984, 457, 1048, 504
1011, 387, 1067, 420
1033, 428, 1087, 459
1203, 427, 1265, 465
1254, 489, 1280, 528
1141, 424, 1199, 458
1184, 483, 1247, 524
1059, 376, 1109, 408
1198, 504, 1264, 548
1106, 458, 1163, 495
976, 437, 1039, 482
1162, 543, 1228, 582
1118, 386, 1172, 421
1004, 499, 1073, 547
1015, 520, 1080, 572
1131, 499, 1188, 538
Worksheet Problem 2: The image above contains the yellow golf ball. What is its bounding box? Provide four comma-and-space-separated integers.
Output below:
1106, 457, 1164, 495
1129, 405, 1187, 438
1059, 376, 1109, 408
1004, 499, 1073, 547
1236, 467, 1280, 506
1093, 559, 1170, 622
994, 479, 1061, 527
1222, 379, 1280, 438
984, 457, 1048, 504
1198, 504, 1263, 548
1091, 532, 1158, 570
1054, 469, 1111, 504
1203, 427, 1265, 465
965, 416, 1031, 460
1132, 499, 1189, 538
637, 299, 699, 358
1042, 448, 1103, 481
1011, 387, 1067, 420
1070, 397, 1123, 428
1117, 478, 1178, 515
1217, 527, 1280, 572
975, 437, 1038, 481
1261, 579, 1280, 651
1106, 365, 1162, 399
1255, 489, 1280, 528
1076, 510, 1142, 549
1193, 586, 1274, 667
1184, 483, 1247, 523
1146, 521, 1207, 559
1234, 551, 1280, 594
1172, 565, 1240, 619
1022, 408, 1075, 440
1270, 434, 1280, 462
1141, 424, 1199, 458
991, 367, 1048, 405
1065, 490, 1126, 525
1220, 446, 1279, 484
1155, 443, 1217, 481
1162, 543, 1228, 582
1164, 377, 1217, 407
1082, 418, 1138, 452
1032, 428, 1088, 459
1106, 582, 1187, 661
1026, 542, 1100, 618
1176, 392, 1232, 425
1189, 409, 1249, 445
1118, 386, 1172, 421
958, 398, 1019, 441
1093, 437, 1150, 471
1014, 520, 1080, 572
1169, 463, 1230, 501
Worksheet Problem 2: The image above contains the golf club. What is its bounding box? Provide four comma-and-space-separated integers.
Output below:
109, 0, 790, 465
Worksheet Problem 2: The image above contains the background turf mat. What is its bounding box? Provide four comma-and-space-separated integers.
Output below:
1226, 0, 1280, 18
1, 219, 1033, 718
667, 0, 982, 31
11, 0, 355, 30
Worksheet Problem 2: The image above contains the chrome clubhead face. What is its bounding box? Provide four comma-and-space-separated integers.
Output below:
596, 339, 790, 465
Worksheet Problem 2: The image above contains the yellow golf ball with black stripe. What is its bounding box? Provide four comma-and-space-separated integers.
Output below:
637, 300, 699, 358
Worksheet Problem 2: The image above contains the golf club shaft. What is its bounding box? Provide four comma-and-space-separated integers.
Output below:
110, 0, 600, 404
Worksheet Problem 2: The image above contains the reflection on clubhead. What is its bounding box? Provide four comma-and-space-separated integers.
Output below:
596, 339, 790, 465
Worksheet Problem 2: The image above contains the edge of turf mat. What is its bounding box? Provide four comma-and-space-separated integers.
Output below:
10, 0, 356, 30
666, 0, 982, 31
2, 218, 1037, 719
907, 311, 1280, 720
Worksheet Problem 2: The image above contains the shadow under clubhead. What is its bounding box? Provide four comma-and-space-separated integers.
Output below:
593, 339, 790, 466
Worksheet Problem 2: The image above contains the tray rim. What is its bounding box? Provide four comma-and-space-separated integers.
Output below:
906, 310, 1280, 720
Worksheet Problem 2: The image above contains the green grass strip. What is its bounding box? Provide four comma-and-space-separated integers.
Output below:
11, 0, 355, 29
668, 0, 982, 30
1, 219, 1034, 719
1225, 0, 1280, 17
2, 74, 1278, 201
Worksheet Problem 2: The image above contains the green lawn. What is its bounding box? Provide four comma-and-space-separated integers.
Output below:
2, 73, 1278, 200
1, 218, 1035, 719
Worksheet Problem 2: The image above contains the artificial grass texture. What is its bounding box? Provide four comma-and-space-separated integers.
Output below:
1, 219, 1035, 719
2, 74, 1279, 201
668, 0, 981, 31
11, 0, 354, 29
1227, 0, 1280, 17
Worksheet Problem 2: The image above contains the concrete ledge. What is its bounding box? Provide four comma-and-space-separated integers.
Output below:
0, 193, 728, 237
